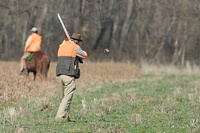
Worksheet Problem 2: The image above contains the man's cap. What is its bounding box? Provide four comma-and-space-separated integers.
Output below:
71, 33, 83, 42
31, 27, 38, 32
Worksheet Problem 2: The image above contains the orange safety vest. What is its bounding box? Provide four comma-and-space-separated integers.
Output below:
57, 40, 79, 58
56, 40, 80, 78
26, 33, 42, 52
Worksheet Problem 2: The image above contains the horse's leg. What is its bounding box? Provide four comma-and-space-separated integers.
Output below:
38, 67, 44, 80
33, 72, 36, 81
45, 72, 48, 80
40, 62, 48, 80
42, 60, 50, 80
41, 67, 47, 80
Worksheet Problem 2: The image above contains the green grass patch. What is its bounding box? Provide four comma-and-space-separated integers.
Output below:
0, 73, 200, 132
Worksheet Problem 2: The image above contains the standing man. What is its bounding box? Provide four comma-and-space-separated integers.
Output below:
55, 33, 88, 121
20, 27, 42, 75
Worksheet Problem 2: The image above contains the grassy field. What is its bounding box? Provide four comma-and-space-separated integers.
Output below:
0, 61, 200, 132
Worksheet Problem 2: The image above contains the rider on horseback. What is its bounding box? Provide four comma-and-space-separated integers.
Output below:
20, 27, 42, 75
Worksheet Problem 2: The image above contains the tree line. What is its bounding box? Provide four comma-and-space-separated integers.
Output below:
0, 0, 200, 66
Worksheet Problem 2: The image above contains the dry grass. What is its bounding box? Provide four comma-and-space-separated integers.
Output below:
1, 61, 200, 132
140, 61, 200, 75
0, 61, 140, 104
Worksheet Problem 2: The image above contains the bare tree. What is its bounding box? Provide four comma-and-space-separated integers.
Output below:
1, 0, 200, 65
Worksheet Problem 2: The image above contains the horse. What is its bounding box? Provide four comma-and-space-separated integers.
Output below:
25, 51, 51, 81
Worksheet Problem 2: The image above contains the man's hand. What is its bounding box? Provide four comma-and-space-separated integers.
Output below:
76, 56, 83, 63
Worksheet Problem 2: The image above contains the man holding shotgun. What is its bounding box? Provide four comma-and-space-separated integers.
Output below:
55, 14, 88, 121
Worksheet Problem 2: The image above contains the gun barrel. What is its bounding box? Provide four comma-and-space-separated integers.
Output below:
57, 13, 71, 41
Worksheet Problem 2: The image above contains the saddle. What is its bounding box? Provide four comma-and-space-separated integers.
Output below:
26, 53, 34, 61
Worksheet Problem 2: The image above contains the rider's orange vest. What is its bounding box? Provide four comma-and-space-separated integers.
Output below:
26, 33, 42, 52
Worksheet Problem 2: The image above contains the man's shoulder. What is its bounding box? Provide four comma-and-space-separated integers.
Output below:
66, 40, 79, 47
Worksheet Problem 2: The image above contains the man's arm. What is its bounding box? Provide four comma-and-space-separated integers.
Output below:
76, 46, 88, 59
24, 36, 32, 52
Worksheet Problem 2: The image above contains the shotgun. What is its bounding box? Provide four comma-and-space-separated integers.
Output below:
57, 13, 83, 63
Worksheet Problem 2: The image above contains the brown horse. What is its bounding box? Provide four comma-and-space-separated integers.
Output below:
26, 51, 50, 81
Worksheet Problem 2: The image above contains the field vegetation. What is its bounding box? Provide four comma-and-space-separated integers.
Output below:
0, 61, 200, 132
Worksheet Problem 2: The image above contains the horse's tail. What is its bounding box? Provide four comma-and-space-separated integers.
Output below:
41, 54, 50, 78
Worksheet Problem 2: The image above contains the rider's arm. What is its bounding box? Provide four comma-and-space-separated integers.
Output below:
24, 35, 32, 52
